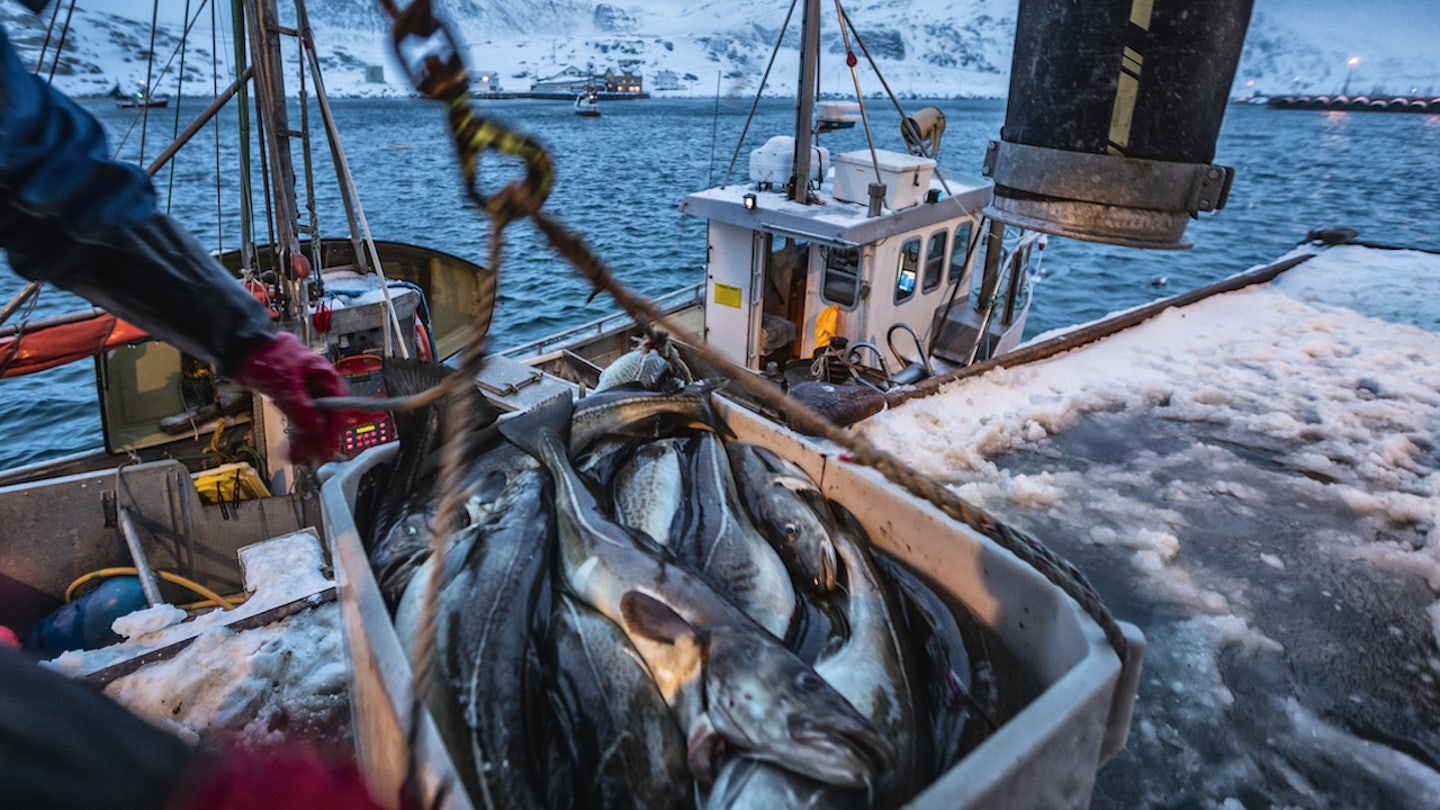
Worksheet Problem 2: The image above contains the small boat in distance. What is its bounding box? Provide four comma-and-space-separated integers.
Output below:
574, 90, 601, 117
112, 83, 170, 108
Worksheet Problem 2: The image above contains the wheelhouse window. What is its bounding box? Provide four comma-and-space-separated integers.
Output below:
822, 246, 862, 307
949, 222, 975, 282
922, 230, 947, 293
894, 237, 920, 303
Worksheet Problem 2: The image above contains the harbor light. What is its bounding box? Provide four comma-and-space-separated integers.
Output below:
1343, 56, 1360, 95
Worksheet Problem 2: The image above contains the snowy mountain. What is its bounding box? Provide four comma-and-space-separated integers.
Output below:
3, 1, 1436, 100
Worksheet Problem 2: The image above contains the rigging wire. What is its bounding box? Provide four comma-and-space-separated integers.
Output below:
212, 0, 224, 254
140, 0, 162, 164
32, 0, 63, 73
837, 4, 954, 197
352, 26, 1134, 808
720, 0, 801, 189
164, 0, 196, 214
40, 0, 77, 84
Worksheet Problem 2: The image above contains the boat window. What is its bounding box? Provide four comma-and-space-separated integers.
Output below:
922, 230, 947, 293
822, 246, 862, 307
894, 237, 921, 303
950, 222, 975, 282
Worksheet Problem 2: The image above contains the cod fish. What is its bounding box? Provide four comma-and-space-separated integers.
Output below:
500, 395, 893, 790
569, 378, 733, 456
613, 437, 689, 547
595, 346, 675, 392
726, 441, 838, 594
547, 593, 693, 809
394, 463, 555, 808
874, 551, 980, 775
706, 501, 924, 809
678, 432, 795, 639
363, 356, 500, 602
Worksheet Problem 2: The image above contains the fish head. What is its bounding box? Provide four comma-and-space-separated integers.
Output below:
772, 509, 839, 593
701, 627, 894, 789
774, 487, 839, 593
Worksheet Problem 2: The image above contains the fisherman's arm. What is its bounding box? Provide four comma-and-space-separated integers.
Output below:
0, 21, 346, 462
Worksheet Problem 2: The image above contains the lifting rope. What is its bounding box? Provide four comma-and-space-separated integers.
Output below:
358, 0, 1131, 662
335, 4, 1133, 804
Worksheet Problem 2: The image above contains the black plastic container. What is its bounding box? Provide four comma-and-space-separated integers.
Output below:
983, 0, 1254, 249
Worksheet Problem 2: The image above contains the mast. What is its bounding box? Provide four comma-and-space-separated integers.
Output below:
789, 0, 820, 204
244, 0, 305, 322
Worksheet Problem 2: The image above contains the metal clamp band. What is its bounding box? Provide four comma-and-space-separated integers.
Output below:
982, 140, 1233, 214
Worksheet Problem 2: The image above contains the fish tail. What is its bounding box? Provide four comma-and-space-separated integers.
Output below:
499, 393, 574, 460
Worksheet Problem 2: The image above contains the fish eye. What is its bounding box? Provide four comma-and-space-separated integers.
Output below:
795, 672, 823, 692
782, 523, 798, 542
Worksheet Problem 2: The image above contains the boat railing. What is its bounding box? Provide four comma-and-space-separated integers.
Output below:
499, 282, 704, 358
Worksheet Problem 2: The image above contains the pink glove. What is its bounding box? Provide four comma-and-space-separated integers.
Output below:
232, 333, 348, 465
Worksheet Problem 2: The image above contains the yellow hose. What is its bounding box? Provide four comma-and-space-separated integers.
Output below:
65, 567, 239, 610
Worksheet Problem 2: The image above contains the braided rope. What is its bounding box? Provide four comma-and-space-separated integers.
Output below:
528, 211, 1130, 664
364, 21, 1131, 809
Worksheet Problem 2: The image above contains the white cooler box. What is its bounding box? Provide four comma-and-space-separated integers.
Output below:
832, 148, 936, 210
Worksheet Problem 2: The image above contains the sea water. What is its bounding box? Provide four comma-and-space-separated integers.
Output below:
2, 97, 1438, 469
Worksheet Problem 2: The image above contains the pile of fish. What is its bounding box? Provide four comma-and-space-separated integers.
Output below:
357, 354, 1005, 809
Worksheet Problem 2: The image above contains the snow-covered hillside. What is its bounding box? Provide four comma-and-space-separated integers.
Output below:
3, 1, 1435, 100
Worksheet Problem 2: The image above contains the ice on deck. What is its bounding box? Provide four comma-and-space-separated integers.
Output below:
859, 244, 1440, 806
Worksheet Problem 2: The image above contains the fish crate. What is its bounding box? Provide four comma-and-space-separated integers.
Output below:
320, 399, 1143, 809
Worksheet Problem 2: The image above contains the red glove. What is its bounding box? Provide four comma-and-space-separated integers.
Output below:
173, 746, 386, 810
232, 332, 348, 465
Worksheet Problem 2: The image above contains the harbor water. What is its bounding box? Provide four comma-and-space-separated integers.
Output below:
4, 98, 1438, 469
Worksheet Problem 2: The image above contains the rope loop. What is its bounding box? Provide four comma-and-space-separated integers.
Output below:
446, 98, 554, 221
378, 0, 469, 102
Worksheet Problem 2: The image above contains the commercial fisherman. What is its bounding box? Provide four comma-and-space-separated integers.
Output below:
0, 3, 383, 809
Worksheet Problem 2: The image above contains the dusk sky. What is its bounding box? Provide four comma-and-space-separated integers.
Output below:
1259, 0, 1439, 63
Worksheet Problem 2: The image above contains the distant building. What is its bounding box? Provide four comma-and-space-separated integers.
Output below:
364, 64, 384, 84
652, 70, 683, 91
601, 67, 642, 95
531, 64, 645, 97
531, 65, 591, 95
472, 69, 502, 93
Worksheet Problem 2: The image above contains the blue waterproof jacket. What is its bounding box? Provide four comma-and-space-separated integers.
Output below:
0, 20, 272, 373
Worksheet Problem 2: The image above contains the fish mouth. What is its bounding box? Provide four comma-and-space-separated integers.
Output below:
814, 539, 838, 592
785, 712, 895, 788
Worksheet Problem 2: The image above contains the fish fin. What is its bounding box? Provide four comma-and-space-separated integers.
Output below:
772, 474, 820, 494
620, 590, 698, 646
498, 393, 574, 459
688, 379, 737, 439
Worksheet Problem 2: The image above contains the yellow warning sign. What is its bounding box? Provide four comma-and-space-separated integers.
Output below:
713, 283, 743, 309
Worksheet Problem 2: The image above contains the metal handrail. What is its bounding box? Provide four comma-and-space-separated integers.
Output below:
499, 283, 704, 358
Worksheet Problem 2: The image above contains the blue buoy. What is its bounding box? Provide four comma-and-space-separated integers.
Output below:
23, 576, 149, 657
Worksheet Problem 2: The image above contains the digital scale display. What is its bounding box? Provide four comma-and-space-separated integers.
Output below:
341, 418, 394, 455
334, 353, 398, 458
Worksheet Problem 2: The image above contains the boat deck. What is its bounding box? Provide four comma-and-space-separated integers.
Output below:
859, 243, 1440, 805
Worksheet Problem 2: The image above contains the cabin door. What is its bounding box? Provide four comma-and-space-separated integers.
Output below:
704, 222, 764, 369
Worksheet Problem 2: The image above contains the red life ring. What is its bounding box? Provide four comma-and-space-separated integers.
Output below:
414, 321, 433, 363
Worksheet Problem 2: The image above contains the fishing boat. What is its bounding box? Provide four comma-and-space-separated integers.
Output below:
2, 0, 1275, 806
505, 2, 1245, 440
114, 86, 170, 108
574, 90, 601, 117
505, 6, 1045, 431
0, 0, 483, 693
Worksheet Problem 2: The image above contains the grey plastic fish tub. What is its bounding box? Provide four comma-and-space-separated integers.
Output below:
320, 399, 1144, 809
